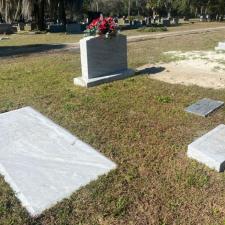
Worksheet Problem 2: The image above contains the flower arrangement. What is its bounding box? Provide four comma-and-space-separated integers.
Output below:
85, 16, 118, 38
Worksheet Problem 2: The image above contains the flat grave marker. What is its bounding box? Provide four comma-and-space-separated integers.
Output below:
188, 124, 225, 172
185, 98, 224, 117
0, 107, 116, 216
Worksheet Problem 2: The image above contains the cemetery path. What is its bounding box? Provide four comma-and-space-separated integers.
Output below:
1, 25, 225, 58
127, 25, 225, 42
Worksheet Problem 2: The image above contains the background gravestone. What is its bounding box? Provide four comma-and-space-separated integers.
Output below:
0, 23, 13, 34
215, 42, 225, 51
185, 98, 224, 117
66, 23, 82, 34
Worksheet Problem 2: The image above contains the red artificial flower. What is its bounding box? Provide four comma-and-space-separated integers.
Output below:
86, 16, 117, 37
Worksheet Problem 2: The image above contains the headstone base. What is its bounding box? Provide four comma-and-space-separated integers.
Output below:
74, 69, 135, 87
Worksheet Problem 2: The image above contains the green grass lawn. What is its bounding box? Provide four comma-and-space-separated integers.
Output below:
2, 29, 225, 225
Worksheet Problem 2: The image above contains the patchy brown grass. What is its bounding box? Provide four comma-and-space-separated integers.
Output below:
1, 28, 225, 225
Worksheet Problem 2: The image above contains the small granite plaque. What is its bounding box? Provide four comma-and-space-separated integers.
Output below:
185, 98, 224, 117
188, 124, 225, 172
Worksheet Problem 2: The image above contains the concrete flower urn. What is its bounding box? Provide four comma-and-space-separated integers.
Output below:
74, 34, 135, 87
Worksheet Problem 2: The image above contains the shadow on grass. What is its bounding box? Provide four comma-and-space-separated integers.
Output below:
136, 66, 165, 75
0, 44, 72, 58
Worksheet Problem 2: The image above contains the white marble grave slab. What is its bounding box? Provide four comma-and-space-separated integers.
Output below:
188, 124, 225, 172
0, 107, 116, 216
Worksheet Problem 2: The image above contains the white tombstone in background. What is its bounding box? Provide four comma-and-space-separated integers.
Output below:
74, 34, 135, 87
215, 42, 225, 51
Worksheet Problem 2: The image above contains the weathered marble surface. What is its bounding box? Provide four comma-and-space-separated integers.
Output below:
188, 124, 225, 172
185, 98, 224, 117
215, 42, 225, 51
0, 107, 116, 216
74, 34, 135, 87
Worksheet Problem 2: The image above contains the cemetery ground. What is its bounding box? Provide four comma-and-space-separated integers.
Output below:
2, 28, 225, 225
0, 21, 225, 47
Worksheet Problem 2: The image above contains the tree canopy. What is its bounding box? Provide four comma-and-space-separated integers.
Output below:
0, 0, 225, 30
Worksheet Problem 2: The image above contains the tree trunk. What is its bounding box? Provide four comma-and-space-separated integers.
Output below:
58, 0, 66, 25
37, 0, 45, 30
128, 0, 131, 17
167, 8, 171, 19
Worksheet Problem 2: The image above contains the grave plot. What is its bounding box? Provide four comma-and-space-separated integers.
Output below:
185, 98, 224, 117
138, 50, 225, 89
0, 107, 116, 216
188, 124, 225, 172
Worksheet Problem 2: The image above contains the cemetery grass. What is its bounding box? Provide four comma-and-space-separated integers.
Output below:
0, 21, 225, 47
0, 33, 83, 46
2, 30, 225, 225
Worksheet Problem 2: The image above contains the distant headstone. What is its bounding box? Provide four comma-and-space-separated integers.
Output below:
124, 19, 130, 24
0, 23, 13, 34
133, 20, 141, 28
185, 98, 224, 117
141, 20, 146, 26
200, 15, 206, 22
162, 19, 170, 27
215, 42, 225, 51
17, 22, 25, 31
12, 26, 17, 33
24, 23, 36, 31
146, 17, 151, 25
74, 34, 135, 87
188, 124, 225, 172
0, 107, 116, 216
49, 24, 65, 33
66, 23, 81, 34
172, 18, 179, 25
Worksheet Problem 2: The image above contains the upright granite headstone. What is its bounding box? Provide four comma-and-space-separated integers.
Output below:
49, 24, 65, 33
74, 34, 135, 87
0, 23, 13, 34
66, 23, 82, 34
162, 19, 170, 27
